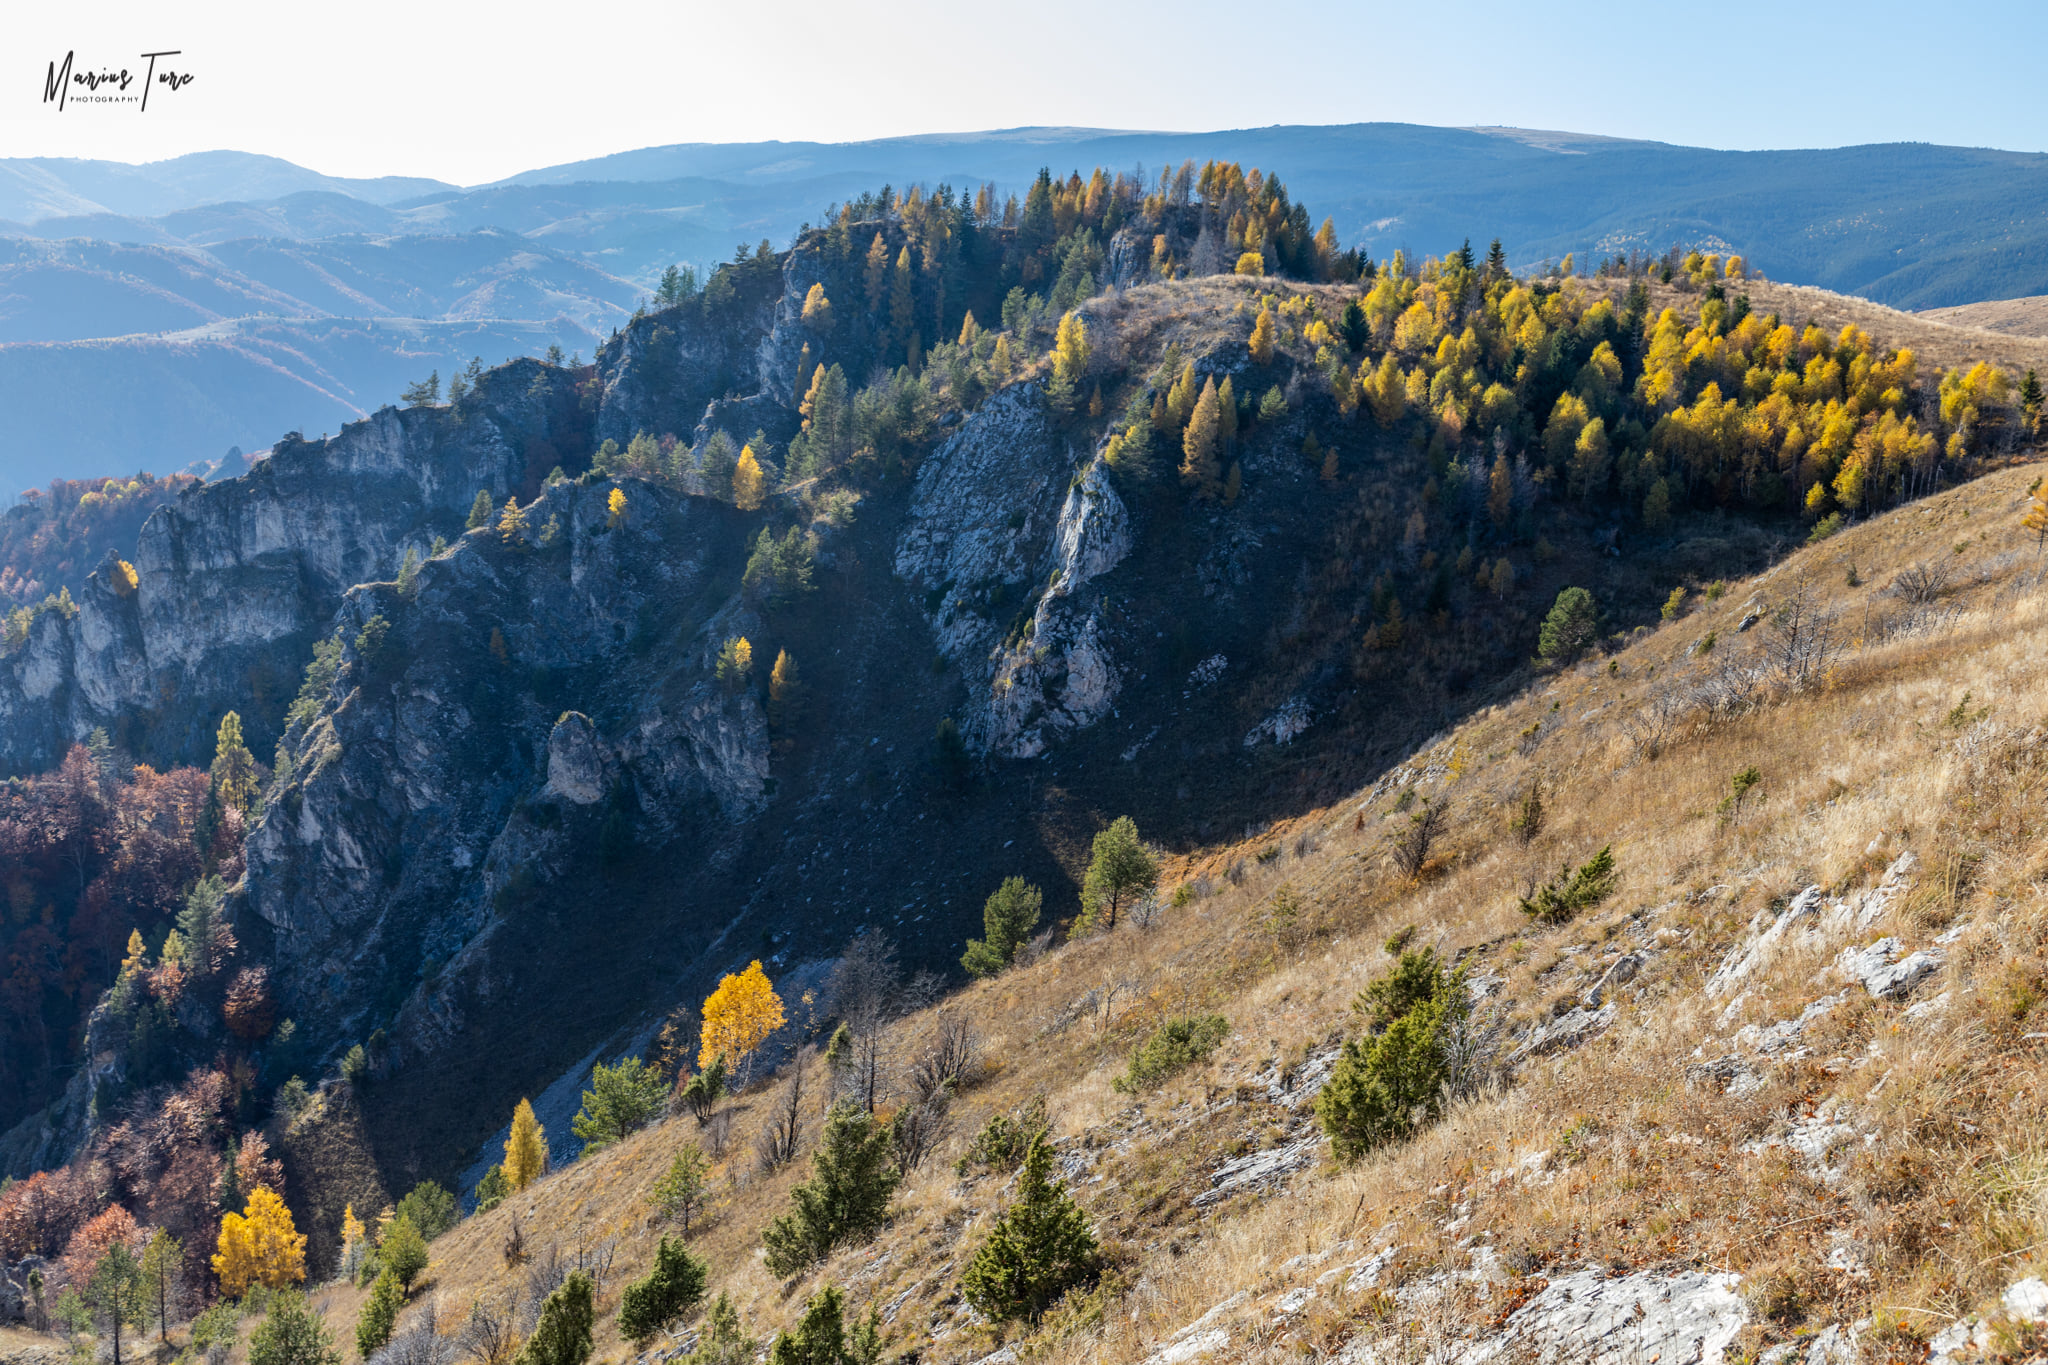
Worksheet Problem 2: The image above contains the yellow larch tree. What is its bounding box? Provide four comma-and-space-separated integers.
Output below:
1248, 306, 1276, 366
211, 1186, 305, 1295
606, 487, 628, 528
505, 1098, 547, 1192
733, 447, 765, 511
1052, 312, 1091, 392
698, 960, 785, 1084
1180, 377, 1223, 495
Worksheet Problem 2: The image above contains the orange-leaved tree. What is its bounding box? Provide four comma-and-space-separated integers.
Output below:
212, 1186, 305, 1295
699, 961, 785, 1087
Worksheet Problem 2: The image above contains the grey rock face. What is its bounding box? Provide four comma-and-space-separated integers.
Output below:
0, 361, 583, 774
894, 385, 1136, 758
241, 479, 767, 1073
544, 712, 608, 804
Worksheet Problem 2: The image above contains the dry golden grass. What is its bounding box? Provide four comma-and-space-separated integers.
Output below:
1919, 295, 2048, 343
283, 469, 2048, 1364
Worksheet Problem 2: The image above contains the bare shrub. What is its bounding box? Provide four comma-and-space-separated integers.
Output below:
890, 1095, 951, 1177
457, 1293, 517, 1365
909, 1011, 978, 1103
1890, 561, 1952, 604
1390, 800, 1450, 879
754, 1052, 808, 1173
1762, 577, 1842, 688
518, 1244, 567, 1333
702, 1108, 734, 1159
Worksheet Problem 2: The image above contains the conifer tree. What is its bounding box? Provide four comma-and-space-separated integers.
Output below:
1179, 377, 1223, 495
139, 1229, 181, 1341
1080, 816, 1157, 932
85, 1243, 147, 1365
505, 1098, 547, 1191
205, 711, 259, 827
212, 1187, 306, 1295
497, 498, 527, 545
618, 1237, 708, 1347
1248, 306, 1276, 365
960, 1134, 1098, 1323
649, 1144, 711, 1232
733, 447, 766, 511
761, 1102, 900, 1276
571, 1057, 668, 1151
1538, 587, 1599, 663
467, 490, 494, 530
379, 1213, 429, 1293
801, 283, 835, 332
715, 638, 753, 692
767, 1287, 847, 1365
514, 1272, 593, 1365
1051, 312, 1091, 406
890, 247, 916, 346
769, 650, 802, 734
960, 877, 1042, 977
355, 1268, 401, 1358
247, 1292, 339, 1365
990, 334, 1014, 384
863, 234, 889, 311
688, 1293, 756, 1365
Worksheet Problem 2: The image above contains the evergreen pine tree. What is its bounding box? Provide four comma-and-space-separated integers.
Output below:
618, 1237, 708, 1346
379, 1213, 428, 1293
960, 1134, 1098, 1323
514, 1272, 593, 1365
355, 1269, 401, 1358
1080, 816, 1158, 932
686, 1293, 755, 1365
767, 1287, 846, 1365
961, 877, 1042, 977
467, 490, 494, 530
761, 1102, 900, 1276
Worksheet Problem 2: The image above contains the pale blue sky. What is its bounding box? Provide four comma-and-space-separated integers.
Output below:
4, 0, 2037, 185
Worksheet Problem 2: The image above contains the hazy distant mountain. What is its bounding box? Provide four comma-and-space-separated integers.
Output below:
0, 314, 598, 481
5, 123, 2048, 492
0, 150, 451, 222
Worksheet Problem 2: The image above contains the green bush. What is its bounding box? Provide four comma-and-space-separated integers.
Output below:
618, 1237, 708, 1346
393, 1180, 458, 1241
1517, 846, 1618, 924
956, 1095, 1047, 1177
1316, 951, 1470, 1160
250, 1292, 340, 1365
960, 1134, 1099, 1324
378, 1213, 429, 1293
355, 1269, 401, 1358
761, 1102, 900, 1276
1807, 512, 1846, 543
1112, 1014, 1229, 1093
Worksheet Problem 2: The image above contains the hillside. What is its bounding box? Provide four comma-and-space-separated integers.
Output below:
1920, 295, 2048, 341
274, 454, 2048, 1365
2, 165, 2047, 1365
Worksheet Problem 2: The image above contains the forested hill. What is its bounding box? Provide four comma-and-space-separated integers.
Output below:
0, 158, 2045, 1365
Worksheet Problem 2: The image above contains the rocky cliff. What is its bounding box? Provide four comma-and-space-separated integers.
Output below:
0, 360, 587, 774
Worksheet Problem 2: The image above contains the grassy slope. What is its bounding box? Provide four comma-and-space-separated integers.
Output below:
270, 455, 2048, 1365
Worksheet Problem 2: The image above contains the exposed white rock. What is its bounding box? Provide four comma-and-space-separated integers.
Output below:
1509, 1002, 1616, 1065
1464, 1266, 1748, 1365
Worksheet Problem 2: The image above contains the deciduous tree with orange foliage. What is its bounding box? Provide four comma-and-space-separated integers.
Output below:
212, 1186, 305, 1295
699, 961, 785, 1087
